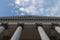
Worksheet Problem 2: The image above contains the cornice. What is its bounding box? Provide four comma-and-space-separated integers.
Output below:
0, 16, 60, 21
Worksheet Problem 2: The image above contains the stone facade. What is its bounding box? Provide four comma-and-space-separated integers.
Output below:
0, 16, 60, 40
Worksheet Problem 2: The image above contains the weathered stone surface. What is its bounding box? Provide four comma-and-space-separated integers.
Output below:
0, 16, 60, 40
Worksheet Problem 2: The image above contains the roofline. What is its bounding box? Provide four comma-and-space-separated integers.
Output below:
0, 16, 60, 21
0, 16, 60, 18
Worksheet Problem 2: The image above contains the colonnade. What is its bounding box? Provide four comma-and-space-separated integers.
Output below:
0, 25, 60, 40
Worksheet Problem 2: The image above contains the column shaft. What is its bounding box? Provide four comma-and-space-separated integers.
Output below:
55, 26, 60, 34
38, 26, 50, 40
10, 26, 22, 40
0, 26, 5, 33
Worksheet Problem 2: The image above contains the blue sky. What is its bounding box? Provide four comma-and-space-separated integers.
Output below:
0, 0, 60, 17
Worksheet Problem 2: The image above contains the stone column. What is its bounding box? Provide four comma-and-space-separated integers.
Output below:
0, 26, 5, 33
55, 26, 60, 34
0, 26, 5, 40
10, 26, 22, 40
38, 26, 50, 40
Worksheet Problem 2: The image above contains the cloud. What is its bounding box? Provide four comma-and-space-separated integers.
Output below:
20, 13, 25, 15
9, 0, 60, 16
15, 0, 20, 5
19, 8, 25, 12
15, 0, 45, 15
45, 0, 60, 16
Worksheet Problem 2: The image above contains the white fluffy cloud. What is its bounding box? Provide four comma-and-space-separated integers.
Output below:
15, 0, 44, 15
20, 13, 25, 15
10, 0, 60, 16
45, 0, 60, 16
